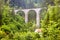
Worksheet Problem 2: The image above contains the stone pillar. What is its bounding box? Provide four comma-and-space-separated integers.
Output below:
35, 8, 42, 28
15, 11, 17, 15
25, 12, 28, 23
14, 10, 18, 15
23, 10, 29, 23
36, 11, 40, 27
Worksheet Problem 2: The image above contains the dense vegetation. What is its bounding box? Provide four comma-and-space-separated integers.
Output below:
0, 0, 60, 40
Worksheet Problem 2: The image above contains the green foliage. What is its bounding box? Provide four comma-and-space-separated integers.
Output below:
41, 2, 60, 40
1, 2, 36, 39
1, 0, 60, 40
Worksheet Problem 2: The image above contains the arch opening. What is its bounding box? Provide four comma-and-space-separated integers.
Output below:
28, 10, 36, 23
39, 9, 47, 27
17, 11, 25, 18
39, 8, 47, 20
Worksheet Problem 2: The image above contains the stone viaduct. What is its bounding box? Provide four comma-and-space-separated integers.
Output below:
14, 8, 43, 27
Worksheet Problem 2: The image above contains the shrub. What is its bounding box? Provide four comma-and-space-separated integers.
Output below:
41, 3, 60, 40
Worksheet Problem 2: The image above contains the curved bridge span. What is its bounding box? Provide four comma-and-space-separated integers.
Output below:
14, 8, 43, 27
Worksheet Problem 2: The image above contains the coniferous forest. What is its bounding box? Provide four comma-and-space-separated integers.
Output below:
0, 0, 60, 40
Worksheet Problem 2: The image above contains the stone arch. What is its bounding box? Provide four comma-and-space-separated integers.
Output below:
28, 10, 36, 23
16, 11, 25, 18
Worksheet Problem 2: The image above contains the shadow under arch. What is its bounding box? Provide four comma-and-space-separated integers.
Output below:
39, 8, 47, 20
39, 8, 47, 27
17, 11, 25, 18
28, 10, 36, 23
